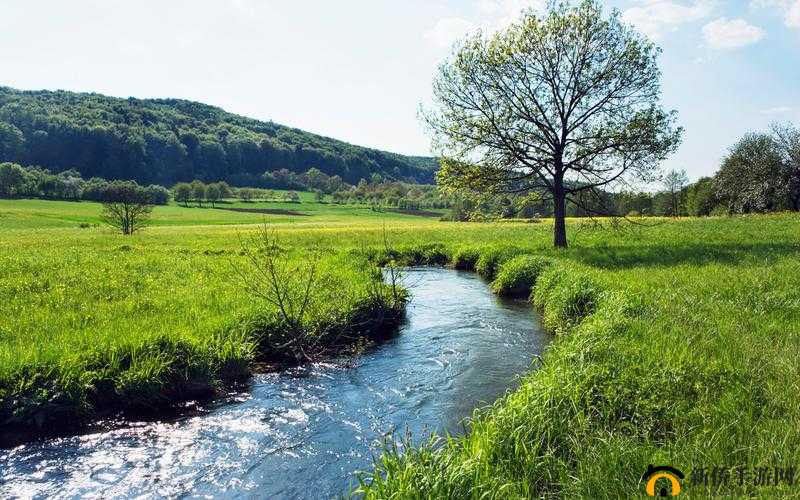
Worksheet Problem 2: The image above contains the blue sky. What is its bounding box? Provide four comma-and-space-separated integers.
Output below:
0, 1, 798, 181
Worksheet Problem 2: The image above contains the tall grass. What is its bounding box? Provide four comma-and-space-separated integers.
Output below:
355, 221, 800, 498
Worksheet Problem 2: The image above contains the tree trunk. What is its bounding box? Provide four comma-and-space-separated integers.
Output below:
553, 185, 568, 248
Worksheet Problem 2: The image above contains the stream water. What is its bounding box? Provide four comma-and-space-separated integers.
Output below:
0, 268, 550, 499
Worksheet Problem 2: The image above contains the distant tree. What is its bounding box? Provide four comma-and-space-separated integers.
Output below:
173, 182, 192, 207
714, 133, 789, 213
429, 1, 681, 247
0, 162, 28, 198
216, 181, 233, 199
100, 181, 153, 235
205, 182, 222, 207
62, 177, 83, 200
83, 177, 111, 202
305, 167, 328, 190
771, 122, 800, 211
39, 173, 67, 198
145, 184, 170, 205
313, 189, 325, 203
239, 187, 254, 202
615, 190, 653, 217
190, 180, 207, 207
663, 169, 688, 216
327, 175, 345, 194
285, 191, 301, 203
684, 177, 717, 216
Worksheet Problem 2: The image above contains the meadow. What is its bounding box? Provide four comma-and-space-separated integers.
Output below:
1, 197, 799, 497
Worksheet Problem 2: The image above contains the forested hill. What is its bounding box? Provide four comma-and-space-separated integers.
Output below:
0, 86, 438, 186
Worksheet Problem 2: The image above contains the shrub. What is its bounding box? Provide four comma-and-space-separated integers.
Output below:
532, 265, 603, 334
475, 246, 522, 280
397, 243, 449, 266
491, 255, 552, 297
449, 246, 481, 270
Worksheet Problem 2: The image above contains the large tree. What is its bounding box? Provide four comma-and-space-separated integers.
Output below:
714, 133, 791, 214
771, 122, 800, 211
428, 0, 682, 247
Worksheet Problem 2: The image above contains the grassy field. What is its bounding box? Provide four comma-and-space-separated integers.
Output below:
1, 198, 799, 497
0, 196, 445, 230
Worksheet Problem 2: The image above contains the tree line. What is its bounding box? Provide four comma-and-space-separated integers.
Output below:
0, 161, 169, 204
172, 179, 302, 207
0, 87, 437, 188
446, 122, 800, 221
172, 173, 450, 210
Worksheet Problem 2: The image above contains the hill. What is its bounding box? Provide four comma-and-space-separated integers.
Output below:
0, 86, 438, 186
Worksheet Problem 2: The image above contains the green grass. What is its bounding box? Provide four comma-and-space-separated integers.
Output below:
1, 198, 799, 497
491, 254, 553, 297
0, 197, 445, 230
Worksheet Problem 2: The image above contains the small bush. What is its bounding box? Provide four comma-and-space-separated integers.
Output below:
475, 246, 522, 280
397, 243, 449, 266
532, 265, 603, 334
491, 255, 552, 297
449, 246, 481, 270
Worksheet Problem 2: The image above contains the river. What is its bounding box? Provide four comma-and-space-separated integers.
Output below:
0, 267, 550, 499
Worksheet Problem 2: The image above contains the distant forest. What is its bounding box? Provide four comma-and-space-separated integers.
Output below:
0, 86, 438, 186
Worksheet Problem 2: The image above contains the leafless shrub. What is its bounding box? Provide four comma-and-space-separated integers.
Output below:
234, 225, 406, 363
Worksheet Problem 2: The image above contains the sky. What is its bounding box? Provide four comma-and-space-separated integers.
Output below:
0, 0, 798, 181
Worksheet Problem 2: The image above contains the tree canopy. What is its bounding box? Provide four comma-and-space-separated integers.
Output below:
714, 131, 797, 213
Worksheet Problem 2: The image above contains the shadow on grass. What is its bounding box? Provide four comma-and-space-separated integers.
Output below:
569, 242, 800, 269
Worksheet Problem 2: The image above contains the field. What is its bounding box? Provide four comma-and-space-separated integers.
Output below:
1, 198, 799, 497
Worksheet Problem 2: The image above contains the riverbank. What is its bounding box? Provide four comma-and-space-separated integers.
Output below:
356, 220, 800, 498
0, 243, 406, 447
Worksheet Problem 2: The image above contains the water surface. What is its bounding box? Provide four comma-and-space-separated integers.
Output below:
1, 268, 550, 499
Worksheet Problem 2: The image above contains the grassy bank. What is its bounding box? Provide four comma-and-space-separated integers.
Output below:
356, 219, 800, 498
0, 200, 412, 444
2, 199, 799, 497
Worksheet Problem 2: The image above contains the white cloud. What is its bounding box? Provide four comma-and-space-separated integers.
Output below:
762, 106, 795, 114
622, 0, 714, 40
425, 0, 546, 49
702, 17, 764, 49
750, 0, 800, 28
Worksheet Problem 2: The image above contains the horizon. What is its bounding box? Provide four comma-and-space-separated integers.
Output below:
2, 1, 799, 181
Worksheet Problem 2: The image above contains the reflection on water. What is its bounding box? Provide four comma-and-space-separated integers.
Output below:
0, 268, 550, 499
